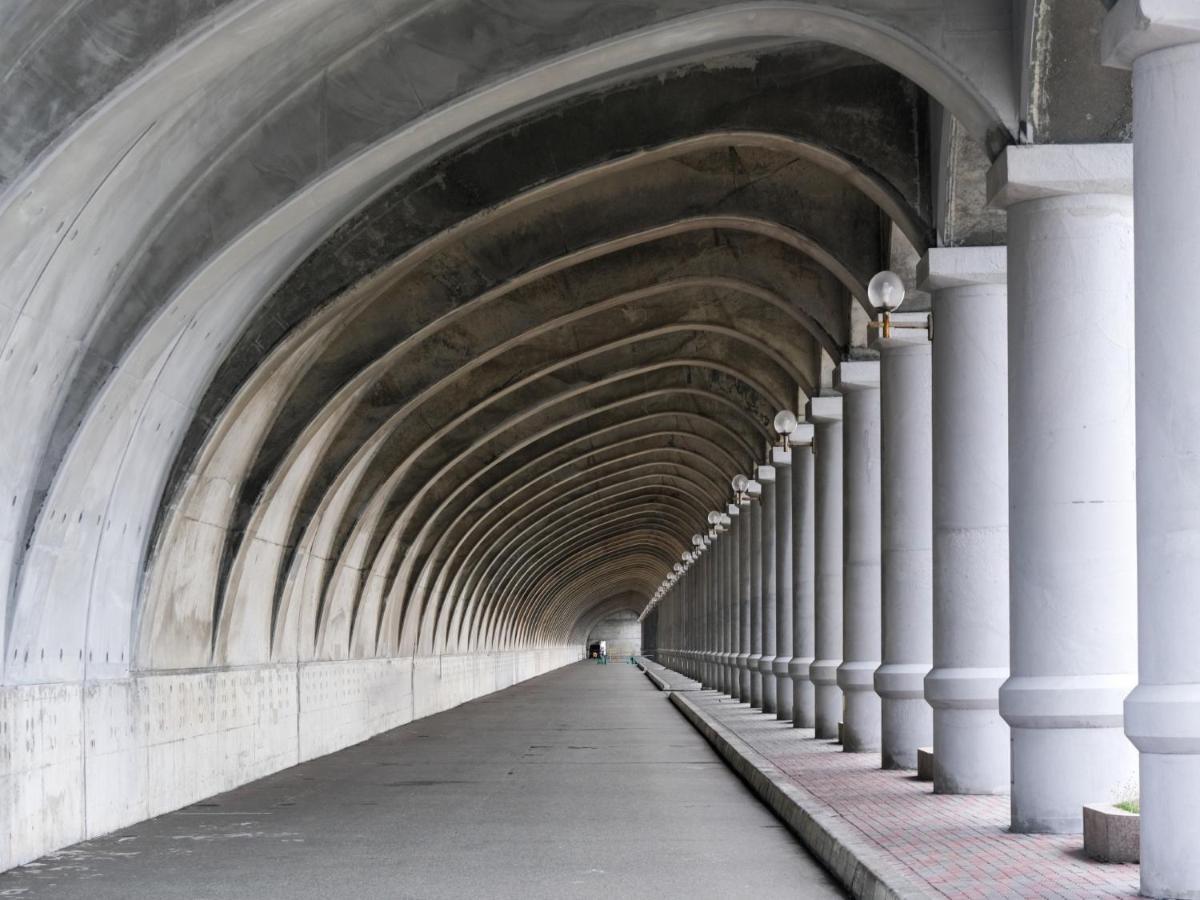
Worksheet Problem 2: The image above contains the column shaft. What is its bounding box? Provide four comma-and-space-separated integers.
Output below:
759, 464, 778, 714
920, 247, 1011, 795
808, 396, 844, 739
749, 495, 764, 709
877, 340, 933, 769
775, 456, 794, 721
991, 145, 1138, 834
791, 444, 817, 728
837, 362, 882, 753
1106, 11, 1200, 893
738, 499, 752, 700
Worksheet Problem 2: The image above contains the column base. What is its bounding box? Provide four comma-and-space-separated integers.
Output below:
811, 658, 841, 739
926, 666, 1009, 793
761, 654, 777, 714
774, 657, 793, 721
789, 656, 815, 728
1002, 672, 1137, 832
932, 709, 1009, 794
876, 663, 932, 770
839, 660, 881, 752
1139, 753, 1200, 899
734, 653, 750, 702
1009, 726, 1137, 833
880, 698, 932, 770
749, 651, 764, 708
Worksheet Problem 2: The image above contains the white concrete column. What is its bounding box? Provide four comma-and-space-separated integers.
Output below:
686, 566, 696, 681
876, 338, 933, 770
790, 431, 817, 728
749, 490, 764, 709
716, 517, 727, 694
989, 144, 1138, 834
807, 395, 844, 740
737, 495, 752, 701
700, 540, 710, 686
724, 503, 741, 695
773, 449, 794, 722
836, 362, 882, 753
720, 520, 729, 696
1106, 7, 1200, 894
759, 464, 778, 715
919, 246, 1010, 796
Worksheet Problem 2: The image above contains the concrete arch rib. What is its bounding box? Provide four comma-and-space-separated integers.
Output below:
297, 350, 774, 647
466, 494, 715, 637
446, 443, 737, 653
426, 450, 739, 652
2, 0, 1011, 682
359, 402, 757, 659
156, 305, 790, 667
209, 211, 852, 579
439, 474, 722, 649
267, 386, 755, 665
146, 214, 835, 669
495, 543, 677, 648
483, 506, 710, 644
371, 412, 751, 658
358, 364, 774, 655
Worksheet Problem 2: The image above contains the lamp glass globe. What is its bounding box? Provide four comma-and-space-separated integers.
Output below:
773, 410, 798, 436
867, 270, 906, 311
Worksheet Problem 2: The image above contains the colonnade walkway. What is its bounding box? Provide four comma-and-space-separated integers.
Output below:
0, 661, 842, 899
657, 667, 1141, 899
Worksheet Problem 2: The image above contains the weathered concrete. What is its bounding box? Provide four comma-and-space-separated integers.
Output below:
0, 662, 843, 900
1105, 7, 1200, 894
807, 396, 844, 741
0, 648, 581, 872
919, 247, 1010, 797
991, 144, 1138, 834
834, 363, 882, 754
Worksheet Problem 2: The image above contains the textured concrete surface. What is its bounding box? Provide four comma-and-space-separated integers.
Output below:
0, 649, 580, 873
667, 672, 1140, 899
0, 662, 843, 899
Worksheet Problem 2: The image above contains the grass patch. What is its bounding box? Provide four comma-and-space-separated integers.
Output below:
1115, 799, 1140, 814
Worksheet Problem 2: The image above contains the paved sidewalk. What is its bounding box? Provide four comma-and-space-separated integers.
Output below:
670, 684, 1140, 900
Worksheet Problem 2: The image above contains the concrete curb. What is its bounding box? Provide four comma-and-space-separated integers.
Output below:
643, 668, 672, 692
633, 656, 700, 693
670, 691, 936, 900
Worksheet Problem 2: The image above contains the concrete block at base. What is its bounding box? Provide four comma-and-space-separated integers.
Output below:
916, 747, 934, 782
1083, 803, 1139, 863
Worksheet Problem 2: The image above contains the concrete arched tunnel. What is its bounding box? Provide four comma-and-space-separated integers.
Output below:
6, 2, 1200, 898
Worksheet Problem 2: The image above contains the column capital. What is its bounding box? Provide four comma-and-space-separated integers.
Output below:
770, 445, 791, 467
917, 246, 1007, 292
835, 359, 880, 392
879, 335, 931, 356
987, 144, 1132, 209
726, 503, 740, 517
790, 422, 815, 446
1103, 0, 1200, 69
755, 464, 776, 483
806, 395, 842, 423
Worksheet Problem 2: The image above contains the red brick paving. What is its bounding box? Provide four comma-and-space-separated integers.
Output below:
689, 690, 1140, 899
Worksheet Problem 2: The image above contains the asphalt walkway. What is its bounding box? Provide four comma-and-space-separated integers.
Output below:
2, 660, 842, 899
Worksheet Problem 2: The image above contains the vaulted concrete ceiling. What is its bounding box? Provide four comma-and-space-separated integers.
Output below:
0, 0, 1125, 680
